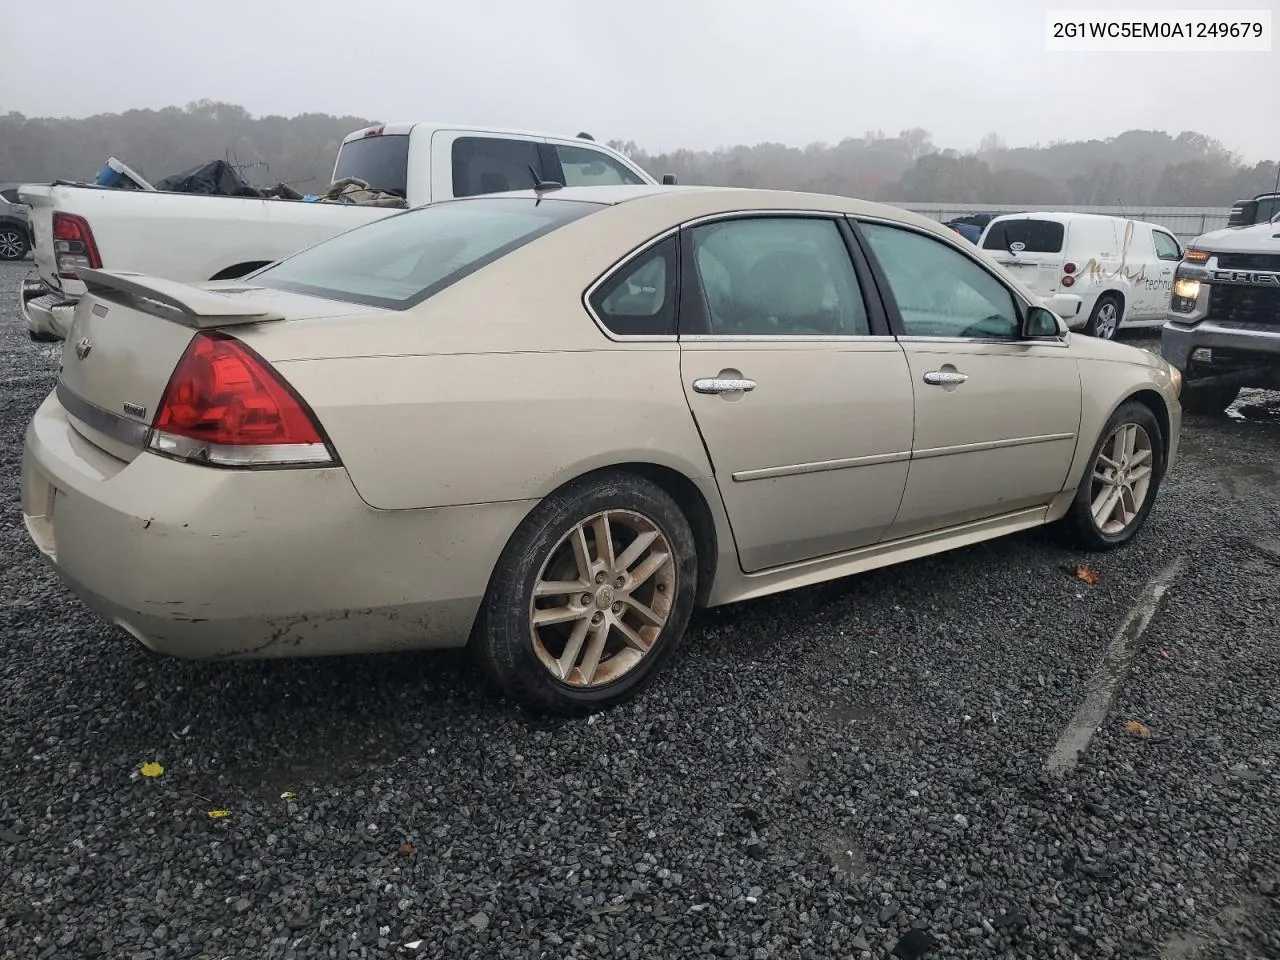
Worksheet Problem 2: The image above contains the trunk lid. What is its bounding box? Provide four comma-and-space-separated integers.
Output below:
18, 184, 60, 291
55, 270, 302, 463
980, 217, 1067, 293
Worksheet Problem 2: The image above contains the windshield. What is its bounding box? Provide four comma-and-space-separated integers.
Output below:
252, 197, 604, 310
982, 218, 1065, 254
332, 134, 411, 197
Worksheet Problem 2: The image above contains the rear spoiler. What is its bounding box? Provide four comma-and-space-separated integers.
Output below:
78, 269, 285, 327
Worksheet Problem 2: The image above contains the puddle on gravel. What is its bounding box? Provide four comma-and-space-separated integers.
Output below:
1216, 462, 1278, 500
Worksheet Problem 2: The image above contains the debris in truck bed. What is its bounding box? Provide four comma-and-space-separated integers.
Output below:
154, 160, 261, 197
262, 177, 406, 207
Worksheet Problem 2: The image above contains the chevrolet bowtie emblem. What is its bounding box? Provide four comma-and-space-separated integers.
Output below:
75, 338, 92, 360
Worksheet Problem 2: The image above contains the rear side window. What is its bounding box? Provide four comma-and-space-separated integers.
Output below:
253, 197, 604, 310
452, 137, 542, 197
332, 134, 410, 198
588, 236, 678, 336
982, 219, 1065, 253
552, 144, 646, 187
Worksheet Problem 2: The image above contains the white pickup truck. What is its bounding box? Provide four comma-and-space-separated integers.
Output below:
19, 122, 662, 341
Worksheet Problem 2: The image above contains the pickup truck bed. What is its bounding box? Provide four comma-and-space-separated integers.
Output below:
18, 121, 659, 341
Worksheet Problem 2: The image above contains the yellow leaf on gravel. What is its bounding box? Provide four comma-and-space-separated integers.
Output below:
280, 791, 296, 801
207, 809, 231, 819
1123, 720, 1152, 740
1072, 564, 1100, 586
139, 762, 164, 778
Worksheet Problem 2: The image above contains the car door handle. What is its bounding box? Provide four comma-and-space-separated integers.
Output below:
923, 370, 968, 386
693, 377, 757, 394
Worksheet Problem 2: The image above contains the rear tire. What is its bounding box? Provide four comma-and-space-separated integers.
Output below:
1084, 294, 1122, 340
1058, 400, 1165, 551
0, 226, 29, 261
1180, 381, 1239, 415
473, 471, 698, 715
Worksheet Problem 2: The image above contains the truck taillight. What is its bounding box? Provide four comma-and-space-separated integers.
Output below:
52, 212, 102, 279
147, 331, 338, 469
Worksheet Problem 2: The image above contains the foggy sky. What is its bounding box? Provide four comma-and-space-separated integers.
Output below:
2, 0, 1277, 161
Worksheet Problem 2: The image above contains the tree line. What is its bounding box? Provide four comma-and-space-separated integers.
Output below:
1, 101, 1276, 206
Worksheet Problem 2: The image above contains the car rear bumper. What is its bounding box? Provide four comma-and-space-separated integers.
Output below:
20, 279, 76, 341
21, 390, 536, 659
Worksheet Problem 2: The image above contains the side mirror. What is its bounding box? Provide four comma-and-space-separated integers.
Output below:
1227, 199, 1256, 227
1024, 306, 1067, 339
661, 174, 678, 185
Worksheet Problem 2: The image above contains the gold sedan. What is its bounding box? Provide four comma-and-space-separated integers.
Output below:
21, 185, 1182, 713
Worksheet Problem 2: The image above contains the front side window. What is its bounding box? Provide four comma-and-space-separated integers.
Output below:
253, 197, 603, 310
552, 144, 646, 187
861, 221, 1020, 340
1153, 230, 1182, 261
451, 137, 543, 198
688, 217, 870, 336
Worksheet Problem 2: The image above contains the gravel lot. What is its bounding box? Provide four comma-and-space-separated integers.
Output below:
0, 259, 1277, 960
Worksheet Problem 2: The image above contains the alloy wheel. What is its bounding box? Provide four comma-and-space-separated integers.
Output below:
1090, 422, 1154, 534
0, 230, 25, 260
1094, 301, 1118, 339
529, 509, 676, 688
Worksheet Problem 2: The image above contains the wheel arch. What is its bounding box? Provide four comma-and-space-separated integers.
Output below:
1119, 387, 1172, 463
1096, 288, 1126, 313
500, 460, 724, 610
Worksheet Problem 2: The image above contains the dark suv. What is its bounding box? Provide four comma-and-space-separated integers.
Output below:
0, 186, 32, 261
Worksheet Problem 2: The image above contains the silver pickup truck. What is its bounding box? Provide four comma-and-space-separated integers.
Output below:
1161, 199, 1280, 413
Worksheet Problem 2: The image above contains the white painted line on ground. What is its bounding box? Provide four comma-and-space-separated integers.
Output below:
1046, 555, 1188, 777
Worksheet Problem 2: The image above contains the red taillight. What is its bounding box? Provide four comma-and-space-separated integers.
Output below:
148, 331, 336, 468
52, 212, 102, 279
1063, 261, 1077, 274
1061, 275, 1075, 287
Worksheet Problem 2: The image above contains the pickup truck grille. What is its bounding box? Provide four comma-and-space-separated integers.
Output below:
1206, 284, 1280, 326
1216, 252, 1280, 271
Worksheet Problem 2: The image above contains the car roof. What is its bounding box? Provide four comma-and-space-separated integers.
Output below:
343, 122, 630, 145
458, 184, 947, 227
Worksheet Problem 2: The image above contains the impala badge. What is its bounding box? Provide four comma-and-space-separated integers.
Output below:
123, 402, 147, 418
75, 338, 93, 360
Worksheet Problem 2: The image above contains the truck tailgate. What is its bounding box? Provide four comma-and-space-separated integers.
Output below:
17, 184, 60, 292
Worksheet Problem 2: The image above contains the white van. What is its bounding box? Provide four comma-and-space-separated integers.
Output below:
977, 212, 1184, 339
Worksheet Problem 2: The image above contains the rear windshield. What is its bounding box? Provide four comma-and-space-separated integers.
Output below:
982, 219, 1065, 253
332, 134, 411, 197
252, 197, 604, 310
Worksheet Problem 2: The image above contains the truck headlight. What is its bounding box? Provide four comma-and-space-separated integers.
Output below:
1171, 278, 1201, 313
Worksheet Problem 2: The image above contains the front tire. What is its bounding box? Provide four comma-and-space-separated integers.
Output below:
1059, 400, 1165, 551
474, 472, 698, 715
1084, 294, 1122, 340
0, 226, 29, 261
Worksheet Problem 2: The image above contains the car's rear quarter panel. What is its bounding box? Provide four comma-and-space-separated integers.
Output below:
237, 197, 747, 511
